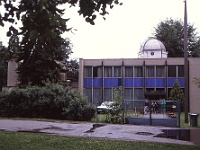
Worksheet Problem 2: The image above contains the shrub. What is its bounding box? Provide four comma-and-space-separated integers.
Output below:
0, 82, 95, 121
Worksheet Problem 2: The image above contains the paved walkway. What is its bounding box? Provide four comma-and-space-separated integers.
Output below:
143, 113, 168, 118
0, 119, 199, 146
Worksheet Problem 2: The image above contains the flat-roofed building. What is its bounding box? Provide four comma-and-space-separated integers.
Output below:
78, 38, 200, 114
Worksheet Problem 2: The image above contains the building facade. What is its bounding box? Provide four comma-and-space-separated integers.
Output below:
78, 38, 200, 114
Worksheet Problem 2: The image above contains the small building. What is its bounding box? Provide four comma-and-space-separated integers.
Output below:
78, 38, 200, 114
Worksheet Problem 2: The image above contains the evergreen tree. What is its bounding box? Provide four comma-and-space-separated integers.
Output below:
0, 0, 122, 86
168, 80, 184, 107
15, 0, 73, 86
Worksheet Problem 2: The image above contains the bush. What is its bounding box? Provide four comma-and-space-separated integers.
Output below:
0, 82, 95, 121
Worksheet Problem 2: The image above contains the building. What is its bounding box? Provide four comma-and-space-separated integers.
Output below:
78, 37, 200, 114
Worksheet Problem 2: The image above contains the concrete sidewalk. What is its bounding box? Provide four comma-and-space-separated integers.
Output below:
0, 119, 198, 146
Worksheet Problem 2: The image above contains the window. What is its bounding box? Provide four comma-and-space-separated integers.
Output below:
146, 66, 154, 77
93, 88, 102, 106
178, 65, 184, 77
156, 88, 165, 92
146, 88, 154, 93
124, 88, 133, 100
83, 88, 92, 103
134, 66, 143, 77
156, 66, 165, 77
104, 66, 112, 77
84, 66, 92, 77
114, 66, 122, 77
125, 67, 133, 77
104, 88, 112, 101
168, 66, 176, 77
134, 88, 144, 100
93, 66, 102, 77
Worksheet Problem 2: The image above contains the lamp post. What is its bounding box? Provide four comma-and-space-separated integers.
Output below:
184, 0, 189, 123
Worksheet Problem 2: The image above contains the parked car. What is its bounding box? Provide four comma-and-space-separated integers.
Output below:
97, 101, 119, 114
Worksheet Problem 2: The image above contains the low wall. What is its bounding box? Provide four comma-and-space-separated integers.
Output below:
125, 117, 178, 127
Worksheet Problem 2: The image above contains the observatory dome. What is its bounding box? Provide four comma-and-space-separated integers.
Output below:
138, 37, 167, 58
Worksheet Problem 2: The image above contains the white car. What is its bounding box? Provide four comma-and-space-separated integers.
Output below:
97, 101, 117, 114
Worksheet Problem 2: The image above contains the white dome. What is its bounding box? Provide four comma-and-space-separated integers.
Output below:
138, 37, 167, 58
140, 37, 166, 53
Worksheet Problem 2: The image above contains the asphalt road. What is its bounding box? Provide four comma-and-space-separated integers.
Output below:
0, 119, 199, 146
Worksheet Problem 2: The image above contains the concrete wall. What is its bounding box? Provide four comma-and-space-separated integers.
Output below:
79, 57, 200, 114
7, 60, 19, 87
189, 58, 200, 114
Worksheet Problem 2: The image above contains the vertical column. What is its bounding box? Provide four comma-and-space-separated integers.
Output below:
165, 60, 168, 99
7, 60, 18, 87
184, 0, 189, 123
101, 61, 104, 101
78, 58, 84, 95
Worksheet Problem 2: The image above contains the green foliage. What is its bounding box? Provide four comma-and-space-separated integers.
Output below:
65, 59, 79, 81
154, 18, 200, 57
0, 82, 95, 121
106, 108, 123, 124
0, 0, 122, 86
106, 87, 123, 124
0, 0, 122, 26
168, 80, 184, 107
15, 1, 73, 86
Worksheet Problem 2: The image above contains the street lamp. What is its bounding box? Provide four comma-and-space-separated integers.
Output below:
184, 0, 189, 123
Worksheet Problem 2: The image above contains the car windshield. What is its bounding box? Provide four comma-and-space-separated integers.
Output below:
101, 101, 114, 107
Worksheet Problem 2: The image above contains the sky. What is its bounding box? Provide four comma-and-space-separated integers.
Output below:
0, 0, 200, 59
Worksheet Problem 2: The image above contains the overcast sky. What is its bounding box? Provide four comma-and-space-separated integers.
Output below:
0, 0, 200, 59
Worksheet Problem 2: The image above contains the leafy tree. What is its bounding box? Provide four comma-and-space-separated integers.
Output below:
168, 80, 184, 108
154, 18, 200, 57
65, 59, 79, 81
0, 0, 122, 27
0, 0, 122, 86
8, 34, 20, 59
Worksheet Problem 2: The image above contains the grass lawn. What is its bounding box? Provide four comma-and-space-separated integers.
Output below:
0, 131, 199, 150
180, 112, 200, 128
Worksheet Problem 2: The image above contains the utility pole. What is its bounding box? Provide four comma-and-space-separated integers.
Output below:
184, 0, 189, 123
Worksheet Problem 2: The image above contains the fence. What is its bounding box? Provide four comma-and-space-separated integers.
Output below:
123, 99, 180, 127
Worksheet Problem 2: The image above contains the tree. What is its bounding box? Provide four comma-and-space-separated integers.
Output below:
168, 80, 184, 108
15, 1, 73, 86
0, 0, 122, 27
0, 0, 122, 86
154, 18, 200, 57
65, 59, 79, 81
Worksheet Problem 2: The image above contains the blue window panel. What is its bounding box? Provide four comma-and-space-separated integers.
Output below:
156, 78, 165, 87
118, 78, 122, 86
93, 78, 102, 87
134, 78, 143, 87
146, 78, 155, 87
104, 78, 119, 87
168, 78, 184, 87
178, 78, 184, 87
84, 78, 93, 87
124, 78, 134, 87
